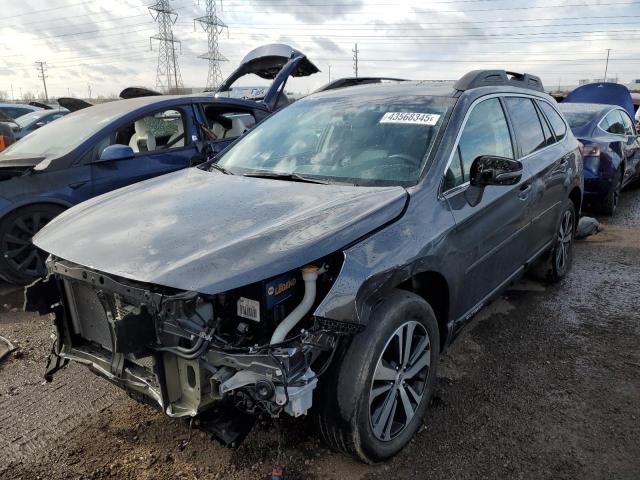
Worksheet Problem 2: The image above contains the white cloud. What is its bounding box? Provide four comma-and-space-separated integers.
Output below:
1, 0, 639, 99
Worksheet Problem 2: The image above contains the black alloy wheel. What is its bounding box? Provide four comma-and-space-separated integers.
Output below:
0, 205, 63, 284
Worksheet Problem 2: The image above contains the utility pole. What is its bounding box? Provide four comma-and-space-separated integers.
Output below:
149, 0, 183, 93
10, 84, 14, 101
352, 43, 359, 78
195, 0, 228, 91
328, 64, 331, 83
35, 61, 48, 102
88, 84, 92, 100
604, 48, 611, 82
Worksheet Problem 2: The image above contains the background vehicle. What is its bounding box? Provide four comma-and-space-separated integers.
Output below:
561, 82, 640, 214
0, 43, 319, 284
10, 109, 68, 141
28, 70, 582, 464
0, 103, 41, 120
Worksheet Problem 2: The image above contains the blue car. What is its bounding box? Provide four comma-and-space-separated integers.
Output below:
559, 83, 640, 215
0, 43, 319, 284
9, 109, 68, 141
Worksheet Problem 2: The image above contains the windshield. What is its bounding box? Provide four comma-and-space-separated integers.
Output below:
0, 106, 121, 158
561, 110, 596, 128
14, 111, 49, 128
216, 92, 452, 186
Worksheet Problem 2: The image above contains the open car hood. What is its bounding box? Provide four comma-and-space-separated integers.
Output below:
216, 43, 319, 110
119, 87, 162, 99
28, 101, 51, 110
564, 82, 635, 118
34, 168, 407, 294
57, 97, 93, 112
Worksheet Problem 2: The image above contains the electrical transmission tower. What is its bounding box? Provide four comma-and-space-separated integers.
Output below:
149, 0, 183, 93
35, 61, 48, 101
195, 0, 228, 91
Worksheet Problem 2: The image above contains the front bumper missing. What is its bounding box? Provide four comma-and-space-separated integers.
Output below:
28, 264, 206, 418
53, 345, 165, 410
28, 259, 327, 422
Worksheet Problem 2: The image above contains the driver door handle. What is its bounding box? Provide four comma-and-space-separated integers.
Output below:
518, 183, 532, 200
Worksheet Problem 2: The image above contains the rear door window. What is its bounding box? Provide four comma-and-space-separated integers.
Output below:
444, 97, 513, 190
504, 97, 546, 157
601, 110, 626, 135
538, 101, 567, 140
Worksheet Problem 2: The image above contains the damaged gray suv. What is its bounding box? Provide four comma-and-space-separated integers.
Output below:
27, 70, 583, 463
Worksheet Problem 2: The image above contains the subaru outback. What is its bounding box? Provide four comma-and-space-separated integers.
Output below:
27, 70, 583, 463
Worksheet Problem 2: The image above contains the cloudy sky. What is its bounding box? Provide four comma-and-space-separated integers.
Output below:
2, 0, 640, 99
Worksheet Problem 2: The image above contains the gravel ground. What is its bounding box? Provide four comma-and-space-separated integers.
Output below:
1, 188, 639, 480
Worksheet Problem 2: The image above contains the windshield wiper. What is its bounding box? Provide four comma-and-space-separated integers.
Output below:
242, 171, 328, 184
208, 162, 233, 175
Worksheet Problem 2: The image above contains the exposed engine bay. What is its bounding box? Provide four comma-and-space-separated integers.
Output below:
26, 255, 348, 444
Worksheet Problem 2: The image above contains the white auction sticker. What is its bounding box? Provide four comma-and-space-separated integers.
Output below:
380, 112, 440, 125
237, 297, 260, 322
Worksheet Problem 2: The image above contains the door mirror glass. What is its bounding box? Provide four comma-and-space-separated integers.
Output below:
98, 144, 135, 162
470, 155, 523, 187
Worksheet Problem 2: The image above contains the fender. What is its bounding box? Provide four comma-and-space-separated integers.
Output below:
0, 197, 73, 222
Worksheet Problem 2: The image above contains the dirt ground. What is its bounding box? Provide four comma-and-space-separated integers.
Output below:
1, 189, 639, 480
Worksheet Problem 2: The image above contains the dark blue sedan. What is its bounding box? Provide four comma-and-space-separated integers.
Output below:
558, 103, 640, 214
0, 43, 319, 283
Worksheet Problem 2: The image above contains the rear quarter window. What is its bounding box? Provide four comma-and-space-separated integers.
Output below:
538, 101, 567, 140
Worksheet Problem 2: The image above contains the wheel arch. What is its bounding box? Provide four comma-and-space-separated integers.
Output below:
569, 186, 582, 216
0, 198, 72, 223
396, 271, 451, 352
356, 267, 451, 352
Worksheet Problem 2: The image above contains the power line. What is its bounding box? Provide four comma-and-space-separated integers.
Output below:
225, 19, 640, 32
224, 14, 640, 28
1, 0, 96, 21
202, 1, 640, 14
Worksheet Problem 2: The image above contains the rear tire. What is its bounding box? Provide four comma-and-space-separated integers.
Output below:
530, 201, 576, 284
601, 167, 622, 216
315, 289, 439, 463
0, 204, 64, 284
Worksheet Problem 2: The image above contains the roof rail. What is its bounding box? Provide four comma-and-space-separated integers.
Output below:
454, 70, 544, 93
314, 77, 407, 93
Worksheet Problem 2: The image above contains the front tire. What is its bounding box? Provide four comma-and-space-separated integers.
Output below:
0, 204, 64, 284
316, 289, 440, 463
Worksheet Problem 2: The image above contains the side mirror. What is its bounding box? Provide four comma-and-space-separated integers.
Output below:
470, 155, 523, 187
98, 144, 135, 162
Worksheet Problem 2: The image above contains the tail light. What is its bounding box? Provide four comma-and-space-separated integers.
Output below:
581, 143, 601, 174
0, 135, 5, 152
577, 141, 584, 158
582, 143, 601, 157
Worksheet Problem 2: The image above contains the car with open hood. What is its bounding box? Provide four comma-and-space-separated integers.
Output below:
27, 70, 582, 463
560, 82, 640, 214
0, 43, 318, 284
